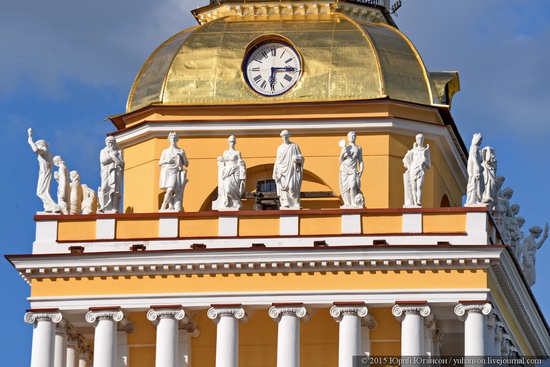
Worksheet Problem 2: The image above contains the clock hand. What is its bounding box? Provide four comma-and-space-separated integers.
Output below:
269, 67, 277, 91
272, 66, 298, 72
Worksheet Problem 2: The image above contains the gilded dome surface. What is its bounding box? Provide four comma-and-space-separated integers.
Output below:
127, 10, 438, 112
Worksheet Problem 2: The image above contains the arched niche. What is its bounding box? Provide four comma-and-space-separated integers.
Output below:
198, 164, 342, 211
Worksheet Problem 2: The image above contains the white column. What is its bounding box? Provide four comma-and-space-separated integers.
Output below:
207, 305, 247, 367
54, 320, 68, 367
66, 333, 79, 367
392, 303, 431, 356
179, 321, 200, 367
361, 316, 377, 356
78, 346, 90, 367
423, 316, 435, 356
269, 304, 309, 367
85, 309, 125, 367
117, 319, 135, 367
147, 307, 186, 367
330, 303, 368, 367
454, 302, 493, 356
25, 309, 64, 367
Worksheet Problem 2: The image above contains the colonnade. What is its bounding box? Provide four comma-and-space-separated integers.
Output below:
24, 301, 511, 367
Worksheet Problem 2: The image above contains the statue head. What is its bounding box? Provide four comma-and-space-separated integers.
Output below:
517, 216, 526, 227
228, 135, 236, 145
167, 132, 179, 144
511, 204, 520, 215
530, 226, 543, 237
105, 136, 117, 148
53, 155, 63, 166
415, 133, 425, 146
35, 139, 48, 149
347, 131, 356, 143
280, 130, 290, 143
502, 187, 513, 199
70, 170, 80, 182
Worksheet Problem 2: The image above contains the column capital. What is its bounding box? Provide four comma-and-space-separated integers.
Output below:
207, 305, 247, 321
361, 315, 377, 330
85, 308, 124, 324
330, 303, 368, 322
391, 303, 431, 321
24, 309, 63, 324
268, 304, 308, 321
454, 302, 492, 321
117, 318, 136, 333
180, 320, 201, 338
147, 306, 186, 324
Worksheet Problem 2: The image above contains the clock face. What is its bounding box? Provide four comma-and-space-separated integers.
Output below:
243, 40, 302, 96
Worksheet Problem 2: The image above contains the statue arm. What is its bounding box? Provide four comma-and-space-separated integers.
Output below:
357, 147, 364, 176
538, 223, 549, 248
181, 150, 189, 167
27, 128, 43, 154
424, 145, 431, 169
110, 151, 125, 169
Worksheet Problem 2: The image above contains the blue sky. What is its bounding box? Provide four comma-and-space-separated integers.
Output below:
1, 1, 550, 365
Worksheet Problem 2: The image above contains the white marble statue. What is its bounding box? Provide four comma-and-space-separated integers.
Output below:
495, 187, 513, 243
522, 223, 549, 287
98, 136, 124, 213
339, 131, 364, 208
159, 132, 189, 212
215, 135, 246, 210
69, 171, 83, 215
403, 133, 431, 207
465, 133, 484, 206
81, 184, 98, 214
507, 204, 521, 258
481, 146, 498, 208
515, 216, 526, 262
53, 156, 70, 215
273, 130, 304, 209
27, 128, 59, 213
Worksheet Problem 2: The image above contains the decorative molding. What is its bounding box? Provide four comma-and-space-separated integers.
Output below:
179, 320, 200, 338
329, 304, 368, 322
24, 310, 63, 324
85, 309, 124, 324
391, 304, 431, 321
147, 307, 186, 323
269, 305, 309, 321
117, 319, 135, 334
12, 246, 503, 283
454, 302, 492, 321
361, 315, 377, 330
207, 306, 247, 321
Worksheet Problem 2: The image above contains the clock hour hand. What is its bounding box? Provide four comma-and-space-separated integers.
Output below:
272, 66, 298, 73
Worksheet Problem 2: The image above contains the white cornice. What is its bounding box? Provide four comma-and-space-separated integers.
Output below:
11, 246, 502, 284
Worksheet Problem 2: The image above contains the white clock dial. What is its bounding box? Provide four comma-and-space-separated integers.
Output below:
243, 41, 302, 96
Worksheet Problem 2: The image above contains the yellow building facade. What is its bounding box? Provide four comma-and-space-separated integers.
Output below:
9, 1, 550, 367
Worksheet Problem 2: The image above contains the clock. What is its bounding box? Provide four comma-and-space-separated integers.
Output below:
243, 40, 302, 96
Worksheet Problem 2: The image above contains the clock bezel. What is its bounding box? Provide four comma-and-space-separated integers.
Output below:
242, 37, 303, 97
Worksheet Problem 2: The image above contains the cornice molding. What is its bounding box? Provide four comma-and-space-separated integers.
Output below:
11, 246, 502, 283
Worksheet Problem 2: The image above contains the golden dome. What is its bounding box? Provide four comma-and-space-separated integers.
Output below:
127, 2, 452, 113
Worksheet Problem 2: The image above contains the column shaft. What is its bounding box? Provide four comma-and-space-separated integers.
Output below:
25, 311, 63, 367
277, 314, 300, 367
94, 318, 117, 366
54, 323, 68, 367
392, 304, 431, 357
208, 306, 246, 367
454, 302, 492, 357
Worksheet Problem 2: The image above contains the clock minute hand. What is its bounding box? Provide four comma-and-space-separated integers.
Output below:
272, 66, 297, 72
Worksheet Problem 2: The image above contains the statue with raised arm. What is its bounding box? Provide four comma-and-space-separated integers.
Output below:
273, 130, 304, 209
53, 156, 70, 215
465, 133, 484, 206
81, 184, 98, 215
339, 131, 364, 208
159, 132, 189, 212
481, 146, 498, 208
27, 128, 59, 213
215, 135, 246, 210
403, 133, 431, 207
69, 171, 83, 215
522, 223, 548, 287
98, 136, 124, 213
